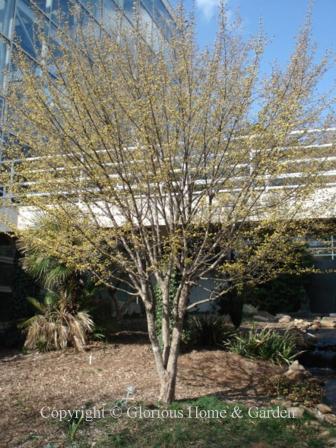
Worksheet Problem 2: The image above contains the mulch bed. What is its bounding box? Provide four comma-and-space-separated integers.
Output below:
0, 342, 282, 447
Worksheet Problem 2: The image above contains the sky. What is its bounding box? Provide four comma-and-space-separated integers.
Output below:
172, 0, 336, 99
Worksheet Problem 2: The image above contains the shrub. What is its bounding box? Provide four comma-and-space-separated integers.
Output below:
183, 314, 235, 349
225, 327, 298, 365
243, 276, 307, 314
20, 293, 94, 351
242, 243, 313, 314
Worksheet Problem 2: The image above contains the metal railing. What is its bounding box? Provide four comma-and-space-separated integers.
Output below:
308, 236, 336, 260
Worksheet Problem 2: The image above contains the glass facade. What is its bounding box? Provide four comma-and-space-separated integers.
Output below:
0, 0, 175, 122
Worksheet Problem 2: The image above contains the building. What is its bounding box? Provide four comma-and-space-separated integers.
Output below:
0, 0, 175, 338
0, 0, 174, 121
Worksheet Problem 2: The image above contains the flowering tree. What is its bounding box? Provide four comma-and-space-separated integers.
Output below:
1, 6, 335, 402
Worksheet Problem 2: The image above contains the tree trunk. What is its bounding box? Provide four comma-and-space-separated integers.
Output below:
161, 282, 171, 368
158, 319, 184, 403
159, 370, 177, 403
143, 283, 189, 404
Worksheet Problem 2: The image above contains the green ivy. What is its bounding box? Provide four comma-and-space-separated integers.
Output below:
154, 272, 181, 348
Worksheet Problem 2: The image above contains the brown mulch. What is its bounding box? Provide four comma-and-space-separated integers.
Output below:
0, 343, 282, 447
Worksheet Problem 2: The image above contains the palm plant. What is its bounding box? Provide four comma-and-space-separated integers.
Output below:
19, 233, 95, 351
21, 247, 83, 311
20, 293, 94, 351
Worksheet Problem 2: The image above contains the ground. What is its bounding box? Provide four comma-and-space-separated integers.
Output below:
0, 341, 334, 447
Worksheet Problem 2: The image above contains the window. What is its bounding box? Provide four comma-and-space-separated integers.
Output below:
103, 0, 121, 34
32, 0, 48, 12
154, 0, 173, 39
15, 0, 42, 58
80, 0, 102, 21
0, 40, 8, 89
141, 0, 153, 14
49, 0, 70, 25
140, 2, 152, 45
0, 0, 15, 38
123, 0, 133, 20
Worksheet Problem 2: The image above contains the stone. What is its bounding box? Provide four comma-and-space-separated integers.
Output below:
288, 360, 306, 372
280, 400, 293, 408
285, 369, 306, 381
321, 320, 336, 328
309, 323, 321, 331
307, 420, 320, 427
292, 318, 310, 330
312, 320, 322, 327
320, 430, 331, 438
315, 410, 326, 422
294, 318, 304, 324
253, 311, 277, 322
243, 304, 258, 316
287, 407, 304, 418
324, 414, 336, 426
316, 404, 333, 414
327, 438, 336, 446
320, 318, 336, 329
278, 315, 292, 324
302, 406, 324, 422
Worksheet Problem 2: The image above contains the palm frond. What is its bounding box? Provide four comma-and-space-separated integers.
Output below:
22, 304, 93, 352
27, 296, 46, 313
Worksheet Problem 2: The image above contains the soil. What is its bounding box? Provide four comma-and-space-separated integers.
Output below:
0, 342, 282, 447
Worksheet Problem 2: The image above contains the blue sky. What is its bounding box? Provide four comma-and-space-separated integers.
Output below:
173, 0, 336, 98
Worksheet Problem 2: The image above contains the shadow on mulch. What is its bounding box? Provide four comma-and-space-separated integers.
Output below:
105, 330, 150, 346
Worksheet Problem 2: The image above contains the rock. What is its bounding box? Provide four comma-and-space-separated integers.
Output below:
280, 400, 293, 408
294, 318, 304, 324
320, 318, 336, 329
324, 414, 336, 426
253, 311, 277, 322
306, 420, 320, 427
316, 404, 333, 414
316, 410, 327, 423
309, 323, 321, 331
302, 406, 320, 419
327, 438, 336, 446
292, 318, 310, 330
278, 315, 292, 324
284, 360, 307, 381
312, 320, 322, 327
287, 407, 304, 418
243, 304, 259, 316
320, 430, 331, 438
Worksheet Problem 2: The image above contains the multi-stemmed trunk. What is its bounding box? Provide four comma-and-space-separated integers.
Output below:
144, 284, 188, 404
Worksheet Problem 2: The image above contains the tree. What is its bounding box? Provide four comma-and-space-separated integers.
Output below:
1, 5, 335, 402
